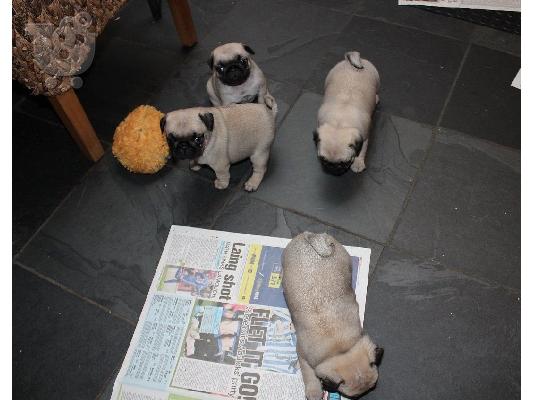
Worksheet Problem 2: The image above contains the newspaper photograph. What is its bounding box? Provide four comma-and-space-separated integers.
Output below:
398, 0, 520, 12
111, 226, 371, 400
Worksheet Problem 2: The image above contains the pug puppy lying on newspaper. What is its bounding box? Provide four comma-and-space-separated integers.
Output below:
282, 232, 383, 400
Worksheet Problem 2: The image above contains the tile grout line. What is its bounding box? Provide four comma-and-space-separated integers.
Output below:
14, 108, 65, 129
292, 0, 478, 45
14, 261, 137, 327
93, 358, 125, 400
386, 243, 521, 295
14, 154, 103, 258
436, 42, 472, 127
249, 196, 387, 248
382, 42, 472, 249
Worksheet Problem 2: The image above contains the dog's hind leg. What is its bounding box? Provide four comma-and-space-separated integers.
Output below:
245, 151, 269, 192
212, 162, 231, 189
298, 352, 324, 400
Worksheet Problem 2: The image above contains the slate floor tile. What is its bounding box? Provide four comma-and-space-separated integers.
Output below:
16, 153, 234, 321
176, 0, 351, 88
212, 193, 384, 274
76, 36, 180, 142
362, 247, 520, 400
304, 15, 468, 125
252, 92, 433, 243
440, 45, 521, 148
150, 71, 301, 127
470, 25, 520, 57
301, 0, 475, 42
392, 128, 520, 289
13, 113, 92, 254
101, 0, 238, 52
13, 266, 133, 400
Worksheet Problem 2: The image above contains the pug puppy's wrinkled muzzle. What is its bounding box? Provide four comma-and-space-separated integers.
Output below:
319, 157, 354, 176
218, 57, 251, 86
166, 134, 205, 161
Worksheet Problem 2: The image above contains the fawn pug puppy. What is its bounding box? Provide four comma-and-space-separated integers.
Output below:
314, 51, 380, 176
207, 43, 269, 106
282, 232, 383, 400
161, 95, 277, 192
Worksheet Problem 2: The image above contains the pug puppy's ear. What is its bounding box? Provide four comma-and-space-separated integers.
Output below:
207, 55, 214, 70
373, 347, 384, 366
198, 112, 214, 131
242, 44, 255, 55
313, 130, 320, 145
349, 140, 363, 156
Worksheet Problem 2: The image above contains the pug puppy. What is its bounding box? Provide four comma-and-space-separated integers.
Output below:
314, 51, 380, 176
282, 232, 383, 400
161, 95, 277, 192
207, 42, 269, 106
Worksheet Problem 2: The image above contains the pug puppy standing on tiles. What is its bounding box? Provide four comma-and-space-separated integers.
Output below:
207, 42, 270, 106
314, 51, 380, 176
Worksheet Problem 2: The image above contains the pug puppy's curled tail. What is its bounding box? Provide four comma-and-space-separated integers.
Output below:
303, 232, 335, 257
345, 51, 364, 69
263, 93, 278, 118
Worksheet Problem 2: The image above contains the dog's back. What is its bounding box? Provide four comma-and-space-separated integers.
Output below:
324, 52, 379, 112
216, 101, 276, 162
282, 232, 353, 314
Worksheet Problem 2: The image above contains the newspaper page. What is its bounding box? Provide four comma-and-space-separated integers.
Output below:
398, 0, 520, 12
512, 69, 521, 89
110, 226, 371, 400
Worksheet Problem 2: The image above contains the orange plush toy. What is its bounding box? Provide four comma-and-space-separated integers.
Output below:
112, 105, 169, 174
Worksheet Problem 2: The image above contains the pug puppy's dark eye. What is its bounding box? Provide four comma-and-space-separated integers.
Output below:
240, 57, 248, 66
217, 65, 224, 73
194, 136, 203, 145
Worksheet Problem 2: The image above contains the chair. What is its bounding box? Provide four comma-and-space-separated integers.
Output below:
12, 0, 198, 161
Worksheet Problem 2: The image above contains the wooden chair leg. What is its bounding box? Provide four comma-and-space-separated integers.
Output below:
167, 0, 198, 47
48, 88, 104, 162
147, 0, 162, 21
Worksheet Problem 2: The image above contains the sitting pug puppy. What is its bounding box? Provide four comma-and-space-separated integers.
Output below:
207, 42, 269, 106
282, 232, 383, 400
314, 51, 380, 176
161, 95, 277, 192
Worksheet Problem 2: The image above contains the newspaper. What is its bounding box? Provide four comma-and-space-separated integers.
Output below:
512, 69, 521, 89
110, 226, 371, 400
398, 0, 520, 11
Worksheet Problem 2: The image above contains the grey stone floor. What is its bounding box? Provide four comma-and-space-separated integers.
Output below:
13, 0, 520, 399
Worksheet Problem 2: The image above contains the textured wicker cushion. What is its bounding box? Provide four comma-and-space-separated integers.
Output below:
13, 0, 128, 96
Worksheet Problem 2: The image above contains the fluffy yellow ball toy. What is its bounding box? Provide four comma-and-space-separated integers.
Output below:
112, 105, 169, 174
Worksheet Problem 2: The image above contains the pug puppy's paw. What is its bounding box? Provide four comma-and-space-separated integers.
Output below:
189, 160, 201, 171
305, 386, 325, 400
214, 179, 229, 190
351, 158, 366, 173
244, 179, 260, 192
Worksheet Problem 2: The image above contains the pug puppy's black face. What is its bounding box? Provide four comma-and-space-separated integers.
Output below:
208, 43, 255, 87
215, 55, 251, 86
161, 112, 214, 161
313, 128, 363, 176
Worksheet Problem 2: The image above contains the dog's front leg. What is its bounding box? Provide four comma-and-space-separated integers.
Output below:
351, 138, 368, 173
207, 78, 222, 107
212, 163, 231, 190
298, 352, 324, 400
189, 159, 201, 171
